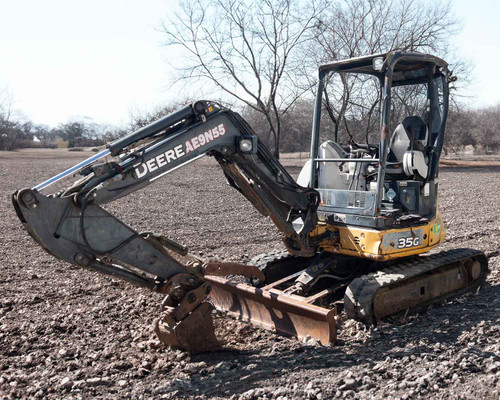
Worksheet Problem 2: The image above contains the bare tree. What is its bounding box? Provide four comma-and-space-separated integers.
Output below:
302, 0, 461, 144
161, 0, 327, 158
0, 87, 14, 122
0, 87, 16, 150
444, 109, 475, 154
474, 105, 500, 153
128, 100, 193, 131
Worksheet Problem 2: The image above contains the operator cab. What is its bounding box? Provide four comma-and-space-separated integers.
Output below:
298, 52, 451, 229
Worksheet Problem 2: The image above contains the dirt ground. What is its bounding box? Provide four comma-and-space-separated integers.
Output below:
0, 149, 499, 399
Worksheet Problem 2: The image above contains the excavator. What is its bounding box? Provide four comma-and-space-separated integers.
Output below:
13, 51, 488, 352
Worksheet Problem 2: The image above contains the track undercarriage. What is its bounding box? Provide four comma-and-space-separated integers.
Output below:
207, 248, 489, 345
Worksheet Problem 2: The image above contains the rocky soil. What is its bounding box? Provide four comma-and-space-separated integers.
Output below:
0, 151, 499, 399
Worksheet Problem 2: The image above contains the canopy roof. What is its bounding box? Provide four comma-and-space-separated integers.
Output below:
319, 52, 449, 84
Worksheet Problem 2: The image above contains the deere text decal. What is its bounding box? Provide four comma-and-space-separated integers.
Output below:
134, 123, 226, 179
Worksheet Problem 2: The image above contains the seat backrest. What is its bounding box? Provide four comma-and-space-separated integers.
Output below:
317, 141, 349, 190
389, 116, 428, 163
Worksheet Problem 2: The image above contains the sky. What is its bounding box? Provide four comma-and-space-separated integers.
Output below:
452, 0, 500, 106
0, 0, 499, 127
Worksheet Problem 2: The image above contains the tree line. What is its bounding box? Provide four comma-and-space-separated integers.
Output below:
0, 119, 125, 151
242, 101, 500, 154
2, 89, 498, 155
0, 88, 125, 150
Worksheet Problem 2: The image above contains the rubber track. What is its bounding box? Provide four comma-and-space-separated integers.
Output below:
250, 249, 292, 272
344, 248, 489, 324
250, 249, 313, 286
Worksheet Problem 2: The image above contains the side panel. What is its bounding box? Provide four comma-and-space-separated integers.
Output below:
314, 214, 445, 260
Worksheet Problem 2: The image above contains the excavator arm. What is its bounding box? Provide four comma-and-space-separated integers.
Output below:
12, 100, 321, 352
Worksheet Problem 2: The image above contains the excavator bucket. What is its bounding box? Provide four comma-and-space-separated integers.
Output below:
154, 302, 221, 354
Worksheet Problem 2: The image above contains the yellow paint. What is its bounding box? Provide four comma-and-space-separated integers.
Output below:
311, 212, 446, 261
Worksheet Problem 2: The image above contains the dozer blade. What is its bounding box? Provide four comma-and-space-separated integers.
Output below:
345, 248, 489, 324
206, 275, 337, 345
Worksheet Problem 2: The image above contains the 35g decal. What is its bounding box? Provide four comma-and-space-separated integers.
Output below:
397, 237, 420, 249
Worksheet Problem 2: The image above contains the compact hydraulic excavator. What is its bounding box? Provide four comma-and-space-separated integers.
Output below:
13, 52, 488, 352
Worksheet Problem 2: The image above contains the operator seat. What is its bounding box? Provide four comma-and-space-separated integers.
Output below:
386, 116, 429, 179
317, 141, 350, 190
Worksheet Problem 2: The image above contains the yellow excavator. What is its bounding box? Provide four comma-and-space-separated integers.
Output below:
13, 51, 488, 352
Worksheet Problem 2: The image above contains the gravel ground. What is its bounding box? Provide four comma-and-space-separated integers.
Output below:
0, 151, 499, 399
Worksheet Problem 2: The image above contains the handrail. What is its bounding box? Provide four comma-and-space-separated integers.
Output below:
313, 158, 379, 163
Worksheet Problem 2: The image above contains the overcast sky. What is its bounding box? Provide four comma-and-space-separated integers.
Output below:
0, 0, 498, 127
